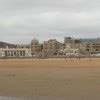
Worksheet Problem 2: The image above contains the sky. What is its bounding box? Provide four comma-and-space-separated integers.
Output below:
0, 0, 100, 43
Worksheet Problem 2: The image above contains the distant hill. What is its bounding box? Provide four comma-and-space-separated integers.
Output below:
80, 38, 100, 44
0, 41, 16, 48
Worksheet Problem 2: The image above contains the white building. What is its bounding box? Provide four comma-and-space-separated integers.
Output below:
0, 48, 32, 58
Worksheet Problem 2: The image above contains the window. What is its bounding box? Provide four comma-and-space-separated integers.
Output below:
96, 49, 98, 51
86, 49, 89, 51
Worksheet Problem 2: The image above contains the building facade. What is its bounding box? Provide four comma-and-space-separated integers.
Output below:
81, 38, 100, 54
63, 37, 82, 54
43, 39, 61, 56
0, 48, 31, 58
31, 38, 42, 56
0, 37, 100, 58
82, 43, 100, 54
64, 37, 81, 49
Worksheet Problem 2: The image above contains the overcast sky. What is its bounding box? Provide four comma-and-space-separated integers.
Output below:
0, 0, 100, 43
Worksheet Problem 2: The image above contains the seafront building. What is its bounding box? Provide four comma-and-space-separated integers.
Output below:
81, 38, 100, 54
0, 37, 100, 58
0, 48, 31, 57
64, 37, 81, 49
31, 38, 42, 56
58, 37, 82, 55
0, 44, 31, 58
42, 39, 62, 56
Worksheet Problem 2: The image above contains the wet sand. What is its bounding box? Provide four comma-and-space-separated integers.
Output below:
0, 58, 100, 99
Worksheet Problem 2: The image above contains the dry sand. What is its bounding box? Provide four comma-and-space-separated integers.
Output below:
0, 58, 100, 68
0, 58, 100, 99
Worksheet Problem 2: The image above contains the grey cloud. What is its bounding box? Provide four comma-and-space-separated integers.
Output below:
0, 0, 100, 43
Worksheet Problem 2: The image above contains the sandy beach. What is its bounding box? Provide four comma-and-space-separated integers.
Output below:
0, 58, 100, 99
0, 58, 100, 68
